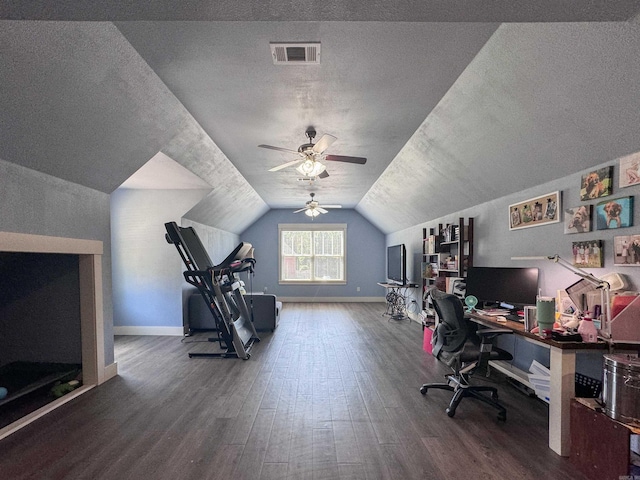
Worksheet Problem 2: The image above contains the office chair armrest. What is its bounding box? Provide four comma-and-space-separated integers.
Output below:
476, 327, 513, 343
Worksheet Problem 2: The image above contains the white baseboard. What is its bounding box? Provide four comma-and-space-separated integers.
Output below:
278, 297, 386, 303
103, 362, 118, 382
113, 326, 184, 336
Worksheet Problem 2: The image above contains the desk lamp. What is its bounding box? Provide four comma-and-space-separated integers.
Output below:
511, 254, 611, 339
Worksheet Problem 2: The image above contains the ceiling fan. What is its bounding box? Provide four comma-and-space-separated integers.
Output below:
259, 127, 367, 179
294, 193, 342, 218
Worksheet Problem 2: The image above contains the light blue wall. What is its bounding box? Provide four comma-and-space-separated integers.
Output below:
110, 188, 239, 328
240, 209, 386, 298
387, 159, 640, 376
0, 159, 114, 365
388, 159, 640, 304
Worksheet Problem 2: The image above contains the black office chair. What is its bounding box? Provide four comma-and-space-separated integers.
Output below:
420, 288, 513, 421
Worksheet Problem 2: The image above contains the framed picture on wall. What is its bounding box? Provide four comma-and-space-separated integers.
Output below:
564, 205, 592, 234
613, 235, 640, 265
595, 196, 634, 230
580, 166, 613, 201
509, 191, 561, 230
619, 152, 640, 188
571, 240, 603, 268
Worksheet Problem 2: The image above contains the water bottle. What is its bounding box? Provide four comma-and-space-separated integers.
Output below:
578, 315, 598, 343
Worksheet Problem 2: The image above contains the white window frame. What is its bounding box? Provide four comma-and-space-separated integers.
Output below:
278, 223, 347, 285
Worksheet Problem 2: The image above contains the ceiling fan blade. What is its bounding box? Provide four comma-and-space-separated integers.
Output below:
315, 207, 328, 214
318, 170, 329, 179
324, 154, 367, 165
293, 207, 308, 213
258, 144, 299, 154
321, 205, 342, 209
268, 159, 303, 172
312, 134, 337, 154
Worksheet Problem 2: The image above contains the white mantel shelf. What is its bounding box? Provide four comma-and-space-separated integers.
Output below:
0, 231, 115, 440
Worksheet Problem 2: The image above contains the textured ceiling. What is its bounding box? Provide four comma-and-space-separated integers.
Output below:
1, 2, 640, 234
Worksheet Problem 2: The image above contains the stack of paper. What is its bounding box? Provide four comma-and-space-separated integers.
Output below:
528, 360, 550, 404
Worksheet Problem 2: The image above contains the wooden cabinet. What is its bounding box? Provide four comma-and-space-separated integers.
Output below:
570, 398, 640, 480
421, 217, 474, 322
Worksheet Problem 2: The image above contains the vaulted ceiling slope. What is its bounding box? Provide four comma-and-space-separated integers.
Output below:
1, 2, 640, 235
360, 21, 640, 232
0, 21, 268, 233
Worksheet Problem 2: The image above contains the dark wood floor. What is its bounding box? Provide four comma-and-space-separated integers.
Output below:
0, 303, 588, 479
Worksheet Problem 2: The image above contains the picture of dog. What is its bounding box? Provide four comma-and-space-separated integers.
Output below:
596, 196, 634, 230
584, 172, 606, 199
604, 201, 623, 228
580, 167, 613, 201
564, 205, 591, 233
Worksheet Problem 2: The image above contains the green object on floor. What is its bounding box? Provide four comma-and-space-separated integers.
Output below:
51, 380, 80, 398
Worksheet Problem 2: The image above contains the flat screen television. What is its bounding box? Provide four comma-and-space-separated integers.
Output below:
387, 244, 406, 285
465, 266, 539, 308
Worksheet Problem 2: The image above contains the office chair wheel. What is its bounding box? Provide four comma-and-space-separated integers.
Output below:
243, 353, 251, 360
445, 407, 456, 418
419, 386, 428, 395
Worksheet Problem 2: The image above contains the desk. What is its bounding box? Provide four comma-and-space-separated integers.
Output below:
377, 282, 419, 320
468, 311, 609, 457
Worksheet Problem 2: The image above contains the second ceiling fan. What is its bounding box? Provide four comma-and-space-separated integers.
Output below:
294, 193, 341, 217
259, 127, 367, 179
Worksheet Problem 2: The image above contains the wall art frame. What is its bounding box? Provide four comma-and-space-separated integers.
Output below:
564, 205, 592, 234
595, 196, 634, 230
571, 240, 603, 268
613, 235, 640, 266
619, 152, 640, 188
580, 166, 613, 201
509, 191, 560, 231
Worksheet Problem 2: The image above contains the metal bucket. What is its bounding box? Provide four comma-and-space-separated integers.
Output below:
603, 354, 640, 426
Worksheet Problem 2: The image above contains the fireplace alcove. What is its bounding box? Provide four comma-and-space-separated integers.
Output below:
0, 231, 113, 440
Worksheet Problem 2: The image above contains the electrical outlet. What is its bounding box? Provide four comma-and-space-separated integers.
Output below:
357, 286, 361, 292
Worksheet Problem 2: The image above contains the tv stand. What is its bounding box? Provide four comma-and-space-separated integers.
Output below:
378, 282, 419, 320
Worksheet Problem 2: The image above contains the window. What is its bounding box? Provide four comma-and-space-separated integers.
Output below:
279, 224, 347, 284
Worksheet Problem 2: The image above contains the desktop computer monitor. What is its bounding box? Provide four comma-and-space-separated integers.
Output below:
465, 266, 539, 309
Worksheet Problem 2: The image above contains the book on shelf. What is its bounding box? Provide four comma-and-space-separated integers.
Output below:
441, 224, 468, 243
424, 235, 437, 254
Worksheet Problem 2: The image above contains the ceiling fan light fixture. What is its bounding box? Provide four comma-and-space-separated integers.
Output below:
305, 208, 320, 217
296, 159, 326, 177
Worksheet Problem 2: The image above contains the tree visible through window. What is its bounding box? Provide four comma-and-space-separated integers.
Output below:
279, 224, 346, 283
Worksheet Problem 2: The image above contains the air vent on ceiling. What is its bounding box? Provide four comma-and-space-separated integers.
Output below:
270, 42, 321, 65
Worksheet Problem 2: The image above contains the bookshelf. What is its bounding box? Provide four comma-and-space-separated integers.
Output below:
421, 217, 474, 323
